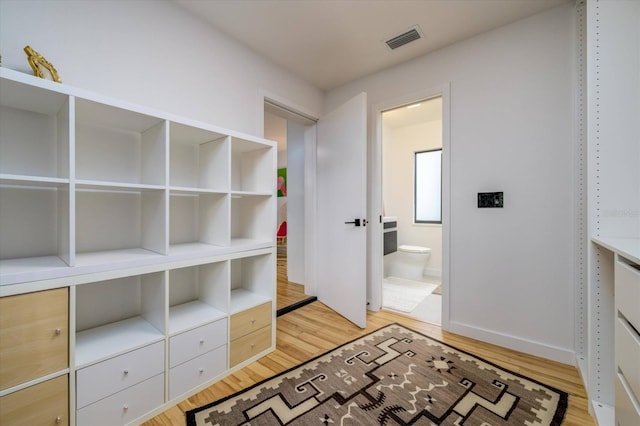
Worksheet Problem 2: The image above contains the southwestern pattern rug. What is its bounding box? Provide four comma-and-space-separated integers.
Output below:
187, 324, 567, 425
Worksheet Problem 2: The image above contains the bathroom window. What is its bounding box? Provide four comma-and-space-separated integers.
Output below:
415, 149, 442, 224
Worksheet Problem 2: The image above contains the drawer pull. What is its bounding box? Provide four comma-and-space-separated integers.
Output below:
251, 318, 256, 324
55, 327, 61, 335
251, 343, 255, 349
56, 416, 61, 424
123, 404, 129, 412
199, 339, 205, 345
199, 368, 204, 374
123, 370, 129, 376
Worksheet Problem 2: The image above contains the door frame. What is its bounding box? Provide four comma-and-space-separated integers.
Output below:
258, 90, 320, 297
370, 84, 451, 330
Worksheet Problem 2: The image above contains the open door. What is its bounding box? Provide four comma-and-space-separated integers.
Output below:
316, 93, 367, 328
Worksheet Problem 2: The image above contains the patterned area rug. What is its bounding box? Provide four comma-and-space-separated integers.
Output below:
187, 324, 567, 425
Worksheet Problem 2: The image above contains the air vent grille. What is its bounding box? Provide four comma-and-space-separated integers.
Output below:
386, 28, 421, 50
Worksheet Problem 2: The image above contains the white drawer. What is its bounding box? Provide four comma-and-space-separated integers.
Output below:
616, 374, 640, 426
76, 373, 164, 426
76, 341, 164, 409
170, 318, 227, 368
615, 257, 640, 331
169, 345, 227, 400
616, 315, 640, 402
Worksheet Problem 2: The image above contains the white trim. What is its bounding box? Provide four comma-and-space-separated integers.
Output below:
448, 321, 577, 365
258, 90, 319, 297
370, 84, 451, 330
258, 89, 320, 137
304, 126, 318, 296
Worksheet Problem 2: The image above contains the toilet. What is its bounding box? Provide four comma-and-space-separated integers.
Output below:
384, 244, 432, 281
382, 217, 431, 281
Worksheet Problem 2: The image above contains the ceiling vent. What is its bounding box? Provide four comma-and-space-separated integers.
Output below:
385, 26, 422, 50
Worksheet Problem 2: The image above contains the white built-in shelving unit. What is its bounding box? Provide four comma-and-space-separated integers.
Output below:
577, 1, 640, 425
0, 66, 276, 426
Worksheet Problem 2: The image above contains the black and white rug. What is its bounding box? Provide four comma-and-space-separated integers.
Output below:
187, 323, 567, 425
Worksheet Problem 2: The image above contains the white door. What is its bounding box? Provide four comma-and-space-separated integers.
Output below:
316, 93, 368, 328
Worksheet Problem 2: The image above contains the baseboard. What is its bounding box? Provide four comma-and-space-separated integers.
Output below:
447, 321, 576, 365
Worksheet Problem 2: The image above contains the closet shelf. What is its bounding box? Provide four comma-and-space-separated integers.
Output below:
0, 174, 69, 187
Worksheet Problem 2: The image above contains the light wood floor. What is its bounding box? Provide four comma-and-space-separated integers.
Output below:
143, 256, 595, 426
276, 250, 310, 311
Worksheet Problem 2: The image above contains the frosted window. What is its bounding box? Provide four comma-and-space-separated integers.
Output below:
415, 149, 442, 223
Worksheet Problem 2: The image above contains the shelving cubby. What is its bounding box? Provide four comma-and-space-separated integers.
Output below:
0, 183, 72, 281
230, 252, 274, 314
169, 190, 229, 256
230, 194, 275, 248
75, 98, 167, 188
74, 272, 166, 368
230, 136, 275, 194
168, 262, 228, 336
169, 122, 229, 192
74, 185, 167, 267
0, 76, 70, 181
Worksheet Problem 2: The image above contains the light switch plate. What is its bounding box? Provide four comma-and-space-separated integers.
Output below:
478, 192, 504, 208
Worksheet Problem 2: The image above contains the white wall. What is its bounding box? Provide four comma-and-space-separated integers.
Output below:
0, 0, 323, 136
383, 120, 443, 277
327, 3, 576, 363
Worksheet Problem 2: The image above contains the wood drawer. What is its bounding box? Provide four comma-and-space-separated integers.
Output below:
230, 302, 271, 341
170, 319, 227, 368
230, 325, 271, 367
76, 373, 164, 426
616, 315, 640, 402
169, 345, 227, 400
616, 374, 640, 426
615, 257, 640, 331
0, 374, 68, 426
76, 341, 164, 409
0, 288, 69, 390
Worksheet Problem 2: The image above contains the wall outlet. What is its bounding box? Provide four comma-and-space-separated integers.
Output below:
478, 192, 504, 208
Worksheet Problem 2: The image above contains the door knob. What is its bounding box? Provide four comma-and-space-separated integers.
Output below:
344, 219, 361, 226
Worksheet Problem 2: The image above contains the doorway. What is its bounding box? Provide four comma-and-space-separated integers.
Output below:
380, 96, 443, 324
262, 93, 369, 327
263, 101, 317, 315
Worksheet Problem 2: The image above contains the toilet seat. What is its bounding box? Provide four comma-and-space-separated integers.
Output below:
398, 245, 431, 254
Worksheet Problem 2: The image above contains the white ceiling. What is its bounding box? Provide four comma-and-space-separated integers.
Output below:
383, 96, 443, 130
174, 0, 571, 91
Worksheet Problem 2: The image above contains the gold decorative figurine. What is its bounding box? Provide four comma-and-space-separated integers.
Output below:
24, 45, 61, 83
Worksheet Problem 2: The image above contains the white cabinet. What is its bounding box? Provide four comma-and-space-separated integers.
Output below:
76, 374, 165, 426
615, 255, 640, 426
580, 1, 640, 424
76, 341, 164, 410
0, 67, 276, 426
169, 320, 227, 368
